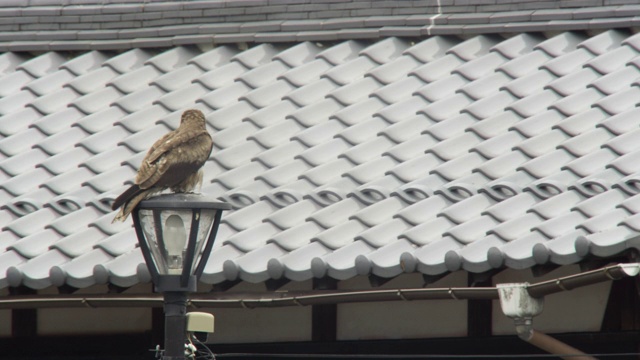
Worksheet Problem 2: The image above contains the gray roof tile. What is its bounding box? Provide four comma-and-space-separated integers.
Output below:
108, 66, 163, 94
38, 147, 93, 175
6, 29, 640, 291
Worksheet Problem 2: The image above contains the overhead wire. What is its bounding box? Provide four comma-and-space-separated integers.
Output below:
211, 352, 640, 359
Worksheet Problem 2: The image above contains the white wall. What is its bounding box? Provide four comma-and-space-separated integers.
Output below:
492, 265, 611, 335
206, 280, 313, 344
37, 284, 152, 336
337, 273, 468, 340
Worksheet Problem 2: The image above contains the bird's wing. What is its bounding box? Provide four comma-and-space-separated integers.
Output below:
135, 129, 212, 189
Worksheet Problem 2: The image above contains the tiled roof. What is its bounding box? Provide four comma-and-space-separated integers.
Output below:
3, 29, 640, 290
0, 1, 639, 51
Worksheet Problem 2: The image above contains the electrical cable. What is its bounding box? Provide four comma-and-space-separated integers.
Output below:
190, 333, 217, 360
212, 352, 640, 359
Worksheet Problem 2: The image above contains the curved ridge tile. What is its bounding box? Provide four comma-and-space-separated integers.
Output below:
50, 227, 105, 258
487, 212, 544, 242
364, 239, 415, 278
490, 232, 547, 270
577, 208, 629, 234
224, 223, 279, 253
231, 43, 282, 69
268, 221, 323, 252
23, 69, 74, 96
327, 77, 382, 106
237, 60, 290, 89
429, 152, 485, 181
367, 56, 422, 85
244, 100, 298, 128
474, 151, 529, 180
413, 74, 466, 102
312, 219, 368, 250
558, 128, 614, 157
359, 37, 411, 64
491, 33, 546, 59
0, 251, 27, 288
70, 87, 122, 115
354, 218, 410, 248
0, 168, 54, 197
456, 235, 505, 273
102, 49, 155, 74
410, 54, 465, 83
0, 108, 40, 137
502, 69, 555, 98
313, 240, 373, 280
534, 31, 588, 57
46, 207, 102, 237
459, 72, 511, 100
453, 52, 507, 81
144, 46, 201, 73
279, 59, 332, 87
0, 149, 48, 177
418, 93, 473, 122
7, 229, 62, 259
51, 249, 113, 289
66, 67, 118, 95
350, 197, 406, 228
41, 167, 95, 195
594, 87, 640, 115
8, 250, 70, 290
609, 150, 640, 176
264, 199, 320, 229
187, 45, 238, 71
577, 226, 637, 259
413, 237, 462, 275
230, 243, 288, 283
0, 70, 33, 97
564, 148, 617, 177
553, 108, 607, 136
463, 91, 517, 120
577, 29, 628, 55
0, 90, 37, 115
444, 215, 500, 245
94, 228, 137, 257
31, 108, 84, 136
195, 62, 248, 90
514, 130, 570, 158
93, 249, 146, 288
107, 66, 162, 94
590, 66, 640, 95
603, 128, 640, 155
273, 242, 331, 282
17, 52, 67, 78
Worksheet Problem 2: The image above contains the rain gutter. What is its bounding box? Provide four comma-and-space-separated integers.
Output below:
0, 262, 637, 309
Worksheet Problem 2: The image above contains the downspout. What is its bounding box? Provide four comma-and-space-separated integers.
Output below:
497, 283, 596, 360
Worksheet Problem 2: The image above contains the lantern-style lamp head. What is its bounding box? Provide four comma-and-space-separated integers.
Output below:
132, 193, 231, 293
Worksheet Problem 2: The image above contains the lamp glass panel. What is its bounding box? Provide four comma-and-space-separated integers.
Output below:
190, 209, 217, 274
138, 208, 218, 276
139, 208, 193, 275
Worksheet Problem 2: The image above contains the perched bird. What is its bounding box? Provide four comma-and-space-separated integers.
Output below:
111, 109, 213, 222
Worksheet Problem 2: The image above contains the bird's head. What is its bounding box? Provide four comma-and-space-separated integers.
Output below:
180, 109, 206, 128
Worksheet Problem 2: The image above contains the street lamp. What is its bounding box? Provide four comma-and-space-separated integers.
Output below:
131, 193, 231, 360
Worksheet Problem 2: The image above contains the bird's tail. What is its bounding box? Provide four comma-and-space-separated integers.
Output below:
112, 186, 157, 223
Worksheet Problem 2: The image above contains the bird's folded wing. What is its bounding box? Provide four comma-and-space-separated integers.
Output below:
136, 131, 212, 189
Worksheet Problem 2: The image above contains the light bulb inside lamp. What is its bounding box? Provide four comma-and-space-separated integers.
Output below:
164, 214, 187, 275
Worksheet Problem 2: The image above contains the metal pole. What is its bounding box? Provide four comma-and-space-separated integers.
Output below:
163, 291, 187, 360
524, 329, 597, 360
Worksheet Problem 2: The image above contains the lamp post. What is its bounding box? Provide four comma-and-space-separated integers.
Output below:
131, 193, 231, 360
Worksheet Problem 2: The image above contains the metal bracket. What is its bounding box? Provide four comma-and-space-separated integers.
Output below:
497, 283, 544, 319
